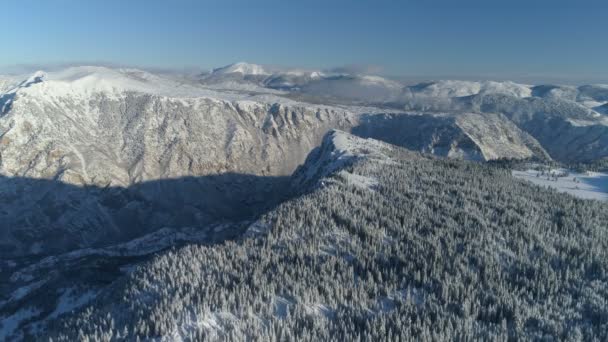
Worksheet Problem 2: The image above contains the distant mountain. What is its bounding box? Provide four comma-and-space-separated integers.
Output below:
385, 80, 608, 163
198, 62, 404, 102
596, 102, 608, 115
407, 80, 532, 98
0, 66, 558, 191
460, 94, 608, 162
353, 112, 549, 161
211, 62, 271, 76
578, 84, 608, 103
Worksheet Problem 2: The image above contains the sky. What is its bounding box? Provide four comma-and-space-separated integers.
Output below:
1, 0, 607, 83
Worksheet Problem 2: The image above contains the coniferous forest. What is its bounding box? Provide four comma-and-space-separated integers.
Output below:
44, 144, 608, 341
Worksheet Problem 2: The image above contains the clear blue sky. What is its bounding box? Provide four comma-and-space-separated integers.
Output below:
1, 0, 607, 83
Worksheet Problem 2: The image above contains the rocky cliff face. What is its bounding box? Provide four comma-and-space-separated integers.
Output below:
462, 94, 608, 162
352, 112, 549, 162
0, 92, 354, 186
1, 67, 559, 190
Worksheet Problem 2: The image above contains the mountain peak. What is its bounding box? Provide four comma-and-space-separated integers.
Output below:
212, 62, 269, 76
23, 70, 46, 86
3, 66, 226, 99
291, 130, 394, 189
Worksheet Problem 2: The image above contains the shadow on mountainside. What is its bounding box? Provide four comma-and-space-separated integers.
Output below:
0, 92, 16, 115
0, 172, 292, 259
0, 172, 292, 329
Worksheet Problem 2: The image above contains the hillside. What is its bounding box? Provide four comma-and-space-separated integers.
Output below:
34, 131, 608, 341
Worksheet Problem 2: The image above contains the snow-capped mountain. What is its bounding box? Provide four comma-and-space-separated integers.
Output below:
0, 63, 606, 261
353, 112, 549, 161
0, 66, 354, 185
0, 66, 359, 258
2, 64, 607, 194
198, 62, 403, 99
210, 62, 270, 76
596, 103, 608, 115
406, 80, 532, 98
394, 80, 608, 162
0, 64, 561, 190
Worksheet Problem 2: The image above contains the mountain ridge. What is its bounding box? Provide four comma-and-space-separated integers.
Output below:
30, 130, 608, 341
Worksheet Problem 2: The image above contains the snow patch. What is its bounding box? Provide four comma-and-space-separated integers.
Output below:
337, 170, 378, 190
273, 296, 293, 318
243, 221, 271, 238
211, 62, 269, 76
512, 169, 608, 201
292, 130, 395, 189
410, 80, 532, 98
303, 303, 335, 319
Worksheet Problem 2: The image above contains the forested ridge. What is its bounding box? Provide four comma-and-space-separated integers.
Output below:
44, 136, 608, 341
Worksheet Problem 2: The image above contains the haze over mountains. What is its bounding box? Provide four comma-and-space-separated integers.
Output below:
1, 62, 607, 340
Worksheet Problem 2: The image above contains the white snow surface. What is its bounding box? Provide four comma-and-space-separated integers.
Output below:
211, 62, 269, 76
330, 129, 393, 159
337, 170, 378, 190
358, 75, 403, 89
512, 169, 608, 201
0, 66, 304, 105
411, 80, 532, 98
0, 75, 23, 92
10, 66, 221, 98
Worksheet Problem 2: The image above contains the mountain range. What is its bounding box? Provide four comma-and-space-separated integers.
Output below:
1, 63, 607, 340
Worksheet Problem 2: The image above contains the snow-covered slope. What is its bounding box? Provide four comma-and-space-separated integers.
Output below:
0, 67, 355, 186
595, 103, 608, 115
578, 84, 608, 103
352, 112, 549, 162
531, 84, 579, 101
1, 65, 561, 190
199, 62, 404, 101
0, 75, 24, 93
290, 74, 404, 103
291, 129, 396, 189
2, 66, 260, 100
513, 168, 608, 201
406, 80, 532, 98
0, 66, 359, 259
454, 112, 549, 160
210, 62, 270, 76
460, 94, 608, 162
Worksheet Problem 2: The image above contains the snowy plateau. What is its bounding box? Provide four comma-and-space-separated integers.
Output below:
1, 63, 608, 341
